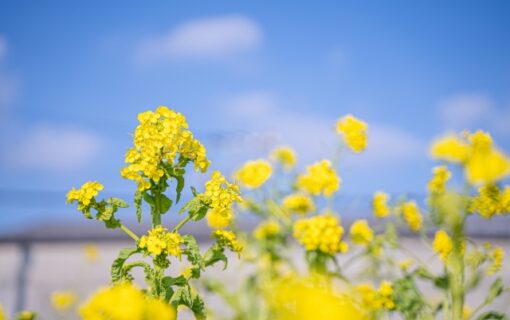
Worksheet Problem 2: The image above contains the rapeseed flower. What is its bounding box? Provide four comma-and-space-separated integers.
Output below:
487, 246, 504, 275
336, 115, 368, 153
428, 166, 451, 194
51, 291, 77, 311
350, 219, 374, 246
234, 159, 272, 188
253, 220, 281, 240
433, 230, 453, 262
296, 160, 340, 197
67, 181, 103, 207
469, 184, 510, 219
372, 191, 390, 218
356, 281, 395, 311
293, 214, 348, 255
212, 230, 243, 253
204, 171, 242, 229
271, 146, 297, 170
430, 135, 469, 163
401, 201, 422, 232
138, 226, 183, 257
282, 193, 315, 215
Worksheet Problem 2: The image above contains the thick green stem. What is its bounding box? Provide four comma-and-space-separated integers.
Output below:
450, 218, 465, 320
120, 224, 139, 242
152, 187, 162, 227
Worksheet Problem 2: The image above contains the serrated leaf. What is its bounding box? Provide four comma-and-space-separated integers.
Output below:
204, 246, 228, 270
143, 192, 155, 205
169, 286, 192, 308
162, 275, 188, 287
476, 311, 507, 320
190, 186, 198, 197
191, 293, 206, 320
178, 196, 203, 215
111, 247, 139, 283
159, 194, 172, 214
134, 191, 142, 223
175, 174, 185, 204
183, 235, 203, 268
107, 197, 129, 208
485, 278, 504, 305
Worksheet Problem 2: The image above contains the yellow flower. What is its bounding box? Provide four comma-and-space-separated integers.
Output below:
430, 135, 469, 163
428, 166, 451, 194
296, 160, 340, 197
282, 193, 315, 215
254, 220, 281, 240
293, 214, 348, 255
398, 258, 414, 272
356, 281, 394, 311
16, 311, 36, 320
212, 230, 243, 252
0, 305, 5, 320
121, 106, 210, 191
67, 181, 103, 206
138, 226, 183, 257
51, 291, 78, 311
79, 283, 175, 320
349, 220, 374, 246
336, 114, 368, 153
204, 171, 242, 229
469, 184, 510, 219
433, 230, 453, 262
372, 191, 390, 218
271, 146, 297, 170
83, 244, 99, 263
487, 246, 504, 275
401, 201, 422, 232
234, 159, 272, 188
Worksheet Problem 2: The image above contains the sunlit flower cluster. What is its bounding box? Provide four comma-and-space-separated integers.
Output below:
271, 146, 297, 170
469, 184, 510, 219
205, 171, 242, 229
235, 159, 273, 189
293, 214, 348, 255
487, 246, 504, 276
253, 220, 281, 240
66, 181, 103, 207
372, 191, 390, 218
401, 201, 422, 232
282, 193, 315, 215
428, 166, 451, 194
350, 220, 374, 246
433, 230, 453, 262
356, 281, 395, 311
80, 283, 175, 320
120, 106, 210, 191
336, 114, 368, 153
296, 160, 340, 197
138, 225, 183, 257
212, 230, 243, 253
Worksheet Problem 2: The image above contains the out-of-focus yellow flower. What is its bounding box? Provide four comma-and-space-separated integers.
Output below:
487, 246, 504, 275
138, 226, 183, 257
16, 311, 36, 320
80, 283, 175, 320
430, 135, 469, 163
273, 276, 366, 320
234, 159, 272, 188
465, 131, 510, 185
428, 166, 451, 194
121, 106, 210, 191
469, 184, 510, 219
204, 171, 242, 229
0, 304, 5, 320
254, 220, 281, 240
282, 193, 315, 215
51, 291, 78, 311
83, 244, 99, 263
433, 230, 453, 262
356, 281, 394, 311
401, 201, 422, 232
398, 258, 414, 272
271, 146, 297, 170
372, 191, 390, 218
293, 214, 348, 255
296, 160, 340, 198
212, 230, 243, 253
349, 220, 374, 246
336, 115, 368, 153
463, 305, 473, 320
67, 181, 103, 207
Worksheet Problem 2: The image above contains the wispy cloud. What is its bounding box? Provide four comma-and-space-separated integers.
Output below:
6, 125, 103, 172
137, 14, 262, 63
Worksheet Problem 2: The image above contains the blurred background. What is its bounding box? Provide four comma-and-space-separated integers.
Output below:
1, 1, 510, 317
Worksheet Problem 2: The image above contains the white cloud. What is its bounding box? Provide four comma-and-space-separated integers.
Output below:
438, 93, 493, 129
138, 15, 262, 62
221, 91, 424, 168
7, 125, 102, 172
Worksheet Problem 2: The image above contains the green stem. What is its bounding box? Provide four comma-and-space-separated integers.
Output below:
120, 224, 139, 242
173, 215, 192, 232
152, 187, 162, 226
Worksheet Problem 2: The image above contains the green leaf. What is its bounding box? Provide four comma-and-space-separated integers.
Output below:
183, 235, 203, 268
485, 278, 504, 305
190, 186, 199, 197
178, 196, 202, 215
169, 286, 192, 308
433, 275, 449, 290
190, 293, 206, 320
204, 245, 228, 270
175, 174, 185, 204
143, 192, 155, 205
111, 247, 139, 283
134, 191, 143, 223
476, 311, 508, 320
107, 197, 129, 208
162, 275, 188, 287
159, 194, 172, 215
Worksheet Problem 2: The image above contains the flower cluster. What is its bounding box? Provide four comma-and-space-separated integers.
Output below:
138, 226, 183, 257
349, 220, 374, 246
282, 193, 315, 215
428, 166, 451, 194
66, 181, 103, 207
356, 281, 395, 311
487, 246, 504, 275
296, 160, 340, 197
212, 230, 243, 253
469, 184, 510, 219
401, 201, 422, 232
235, 159, 273, 188
336, 114, 368, 153
271, 146, 297, 170
433, 230, 453, 262
293, 214, 348, 255
205, 171, 242, 229
80, 283, 175, 320
120, 106, 210, 191
51, 291, 77, 312
372, 191, 390, 218
253, 221, 281, 240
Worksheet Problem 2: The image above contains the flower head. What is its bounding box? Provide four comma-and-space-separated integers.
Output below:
212, 230, 243, 252
336, 115, 368, 153
469, 184, 510, 219
296, 160, 340, 197
349, 220, 374, 246
433, 230, 453, 262
282, 193, 315, 215
401, 201, 422, 232
51, 291, 78, 311
254, 220, 281, 240
430, 135, 469, 163
67, 181, 103, 207
372, 191, 390, 218
138, 226, 183, 257
428, 166, 451, 194
487, 246, 504, 275
204, 171, 242, 229
234, 159, 272, 188
271, 146, 297, 170
293, 214, 348, 255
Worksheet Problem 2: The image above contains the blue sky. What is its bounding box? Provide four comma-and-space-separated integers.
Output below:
1, 1, 510, 199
